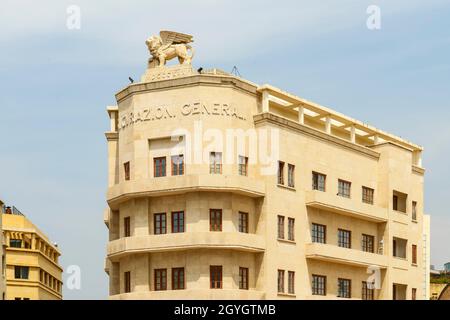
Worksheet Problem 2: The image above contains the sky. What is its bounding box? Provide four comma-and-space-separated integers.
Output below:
0, 0, 449, 299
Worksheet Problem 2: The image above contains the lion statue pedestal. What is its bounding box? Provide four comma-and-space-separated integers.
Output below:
141, 64, 197, 82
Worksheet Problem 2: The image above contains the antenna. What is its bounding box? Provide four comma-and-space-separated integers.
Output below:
230, 66, 241, 77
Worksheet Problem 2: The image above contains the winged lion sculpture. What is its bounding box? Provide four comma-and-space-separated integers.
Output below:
145, 31, 195, 68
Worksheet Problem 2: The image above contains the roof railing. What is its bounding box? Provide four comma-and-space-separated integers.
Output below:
1, 205, 24, 216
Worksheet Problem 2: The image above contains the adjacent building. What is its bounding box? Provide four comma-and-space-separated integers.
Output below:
104, 33, 430, 300
1, 204, 63, 300
0, 199, 6, 300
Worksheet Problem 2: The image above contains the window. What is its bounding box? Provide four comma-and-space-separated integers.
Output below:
238, 212, 248, 233
288, 218, 295, 241
362, 234, 375, 253
312, 223, 326, 243
277, 161, 285, 185
393, 190, 407, 213
288, 271, 295, 294
154, 157, 166, 177
171, 211, 185, 233
277, 270, 285, 293
238, 156, 248, 176
362, 281, 374, 300
210, 266, 222, 289
124, 217, 131, 237
171, 155, 184, 176
338, 229, 351, 248
14, 266, 29, 279
312, 172, 326, 191
172, 268, 185, 290
338, 179, 351, 198
393, 195, 398, 211
362, 187, 374, 204
277, 215, 285, 239
412, 244, 417, 264
9, 239, 22, 248
209, 152, 222, 174
154, 269, 167, 291
412, 201, 417, 221
124, 162, 130, 181
393, 237, 407, 258
288, 164, 295, 188
239, 267, 249, 290
338, 278, 351, 298
154, 213, 167, 234
124, 271, 131, 293
312, 275, 326, 296
210, 209, 222, 231
412, 288, 417, 300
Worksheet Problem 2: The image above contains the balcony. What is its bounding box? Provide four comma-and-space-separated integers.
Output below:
107, 174, 265, 208
305, 190, 388, 223
305, 242, 388, 268
110, 288, 265, 300
107, 232, 266, 260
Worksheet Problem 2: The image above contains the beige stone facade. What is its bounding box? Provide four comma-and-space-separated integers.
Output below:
104, 62, 430, 300
2, 206, 63, 300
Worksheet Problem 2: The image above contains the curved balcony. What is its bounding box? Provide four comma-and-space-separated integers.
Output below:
107, 232, 266, 260
305, 242, 388, 268
110, 288, 266, 300
305, 190, 388, 223
107, 174, 265, 208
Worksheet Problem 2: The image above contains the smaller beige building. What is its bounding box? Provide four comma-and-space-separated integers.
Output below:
2, 204, 63, 300
0, 200, 6, 300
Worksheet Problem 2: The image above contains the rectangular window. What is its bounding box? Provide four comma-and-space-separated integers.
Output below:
239, 267, 249, 290
154, 213, 167, 235
312, 172, 326, 191
124, 216, 131, 237
338, 179, 351, 198
412, 201, 417, 221
338, 278, 351, 298
362, 186, 374, 204
288, 218, 295, 241
412, 288, 417, 300
277, 215, 285, 239
412, 244, 417, 264
338, 229, 351, 248
124, 271, 131, 293
124, 161, 130, 181
209, 152, 222, 174
9, 239, 22, 248
14, 266, 29, 279
154, 269, 167, 291
362, 281, 374, 300
154, 157, 166, 177
238, 212, 249, 233
393, 195, 398, 211
171, 155, 184, 176
210, 266, 222, 289
288, 164, 295, 188
312, 223, 326, 244
238, 156, 248, 176
210, 209, 222, 232
172, 267, 185, 290
288, 271, 295, 294
312, 274, 326, 296
277, 161, 285, 185
277, 270, 285, 293
171, 211, 185, 233
362, 234, 375, 253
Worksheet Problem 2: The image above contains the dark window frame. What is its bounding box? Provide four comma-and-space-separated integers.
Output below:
238, 211, 249, 233
238, 155, 248, 176
362, 281, 374, 300
124, 216, 131, 237
171, 211, 185, 233
278, 161, 285, 185
210, 209, 222, 232
312, 223, 326, 244
288, 164, 295, 188
210, 265, 223, 289
171, 155, 184, 176
124, 271, 131, 293
14, 266, 29, 280
337, 278, 351, 298
277, 269, 285, 293
312, 274, 326, 296
362, 234, 375, 253
338, 228, 351, 249
154, 213, 167, 235
288, 271, 295, 294
172, 267, 185, 290
338, 179, 351, 198
362, 186, 374, 204
312, 172, 326, 191
209, 152, 222, 174
288, 218, 295, 241
239, 267, 249, 290
154, 268, 167, 291
154, 157, 167, 177
124, 161, 130, 181
277, 215, 285, 239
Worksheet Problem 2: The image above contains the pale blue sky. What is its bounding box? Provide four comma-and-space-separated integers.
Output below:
0, 0, 449, 299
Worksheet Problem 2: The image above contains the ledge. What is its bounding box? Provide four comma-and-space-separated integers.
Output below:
305, 242, 388, 268
110, 288, 265, 300
107, 232, 266, 259
305, 190, 388, 223
107, 174, 265, 208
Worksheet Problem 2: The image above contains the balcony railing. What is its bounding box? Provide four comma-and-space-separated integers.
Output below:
1, 205, 24, 216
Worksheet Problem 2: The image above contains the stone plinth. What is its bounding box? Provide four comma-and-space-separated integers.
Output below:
141, 64, 197, 83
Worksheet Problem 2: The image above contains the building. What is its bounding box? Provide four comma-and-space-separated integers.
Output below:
445, 262, 450, 273
104, 31, 430, 300
430, 265, 450, 300
0, 199, 6, 300
1, 204, 63, 300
